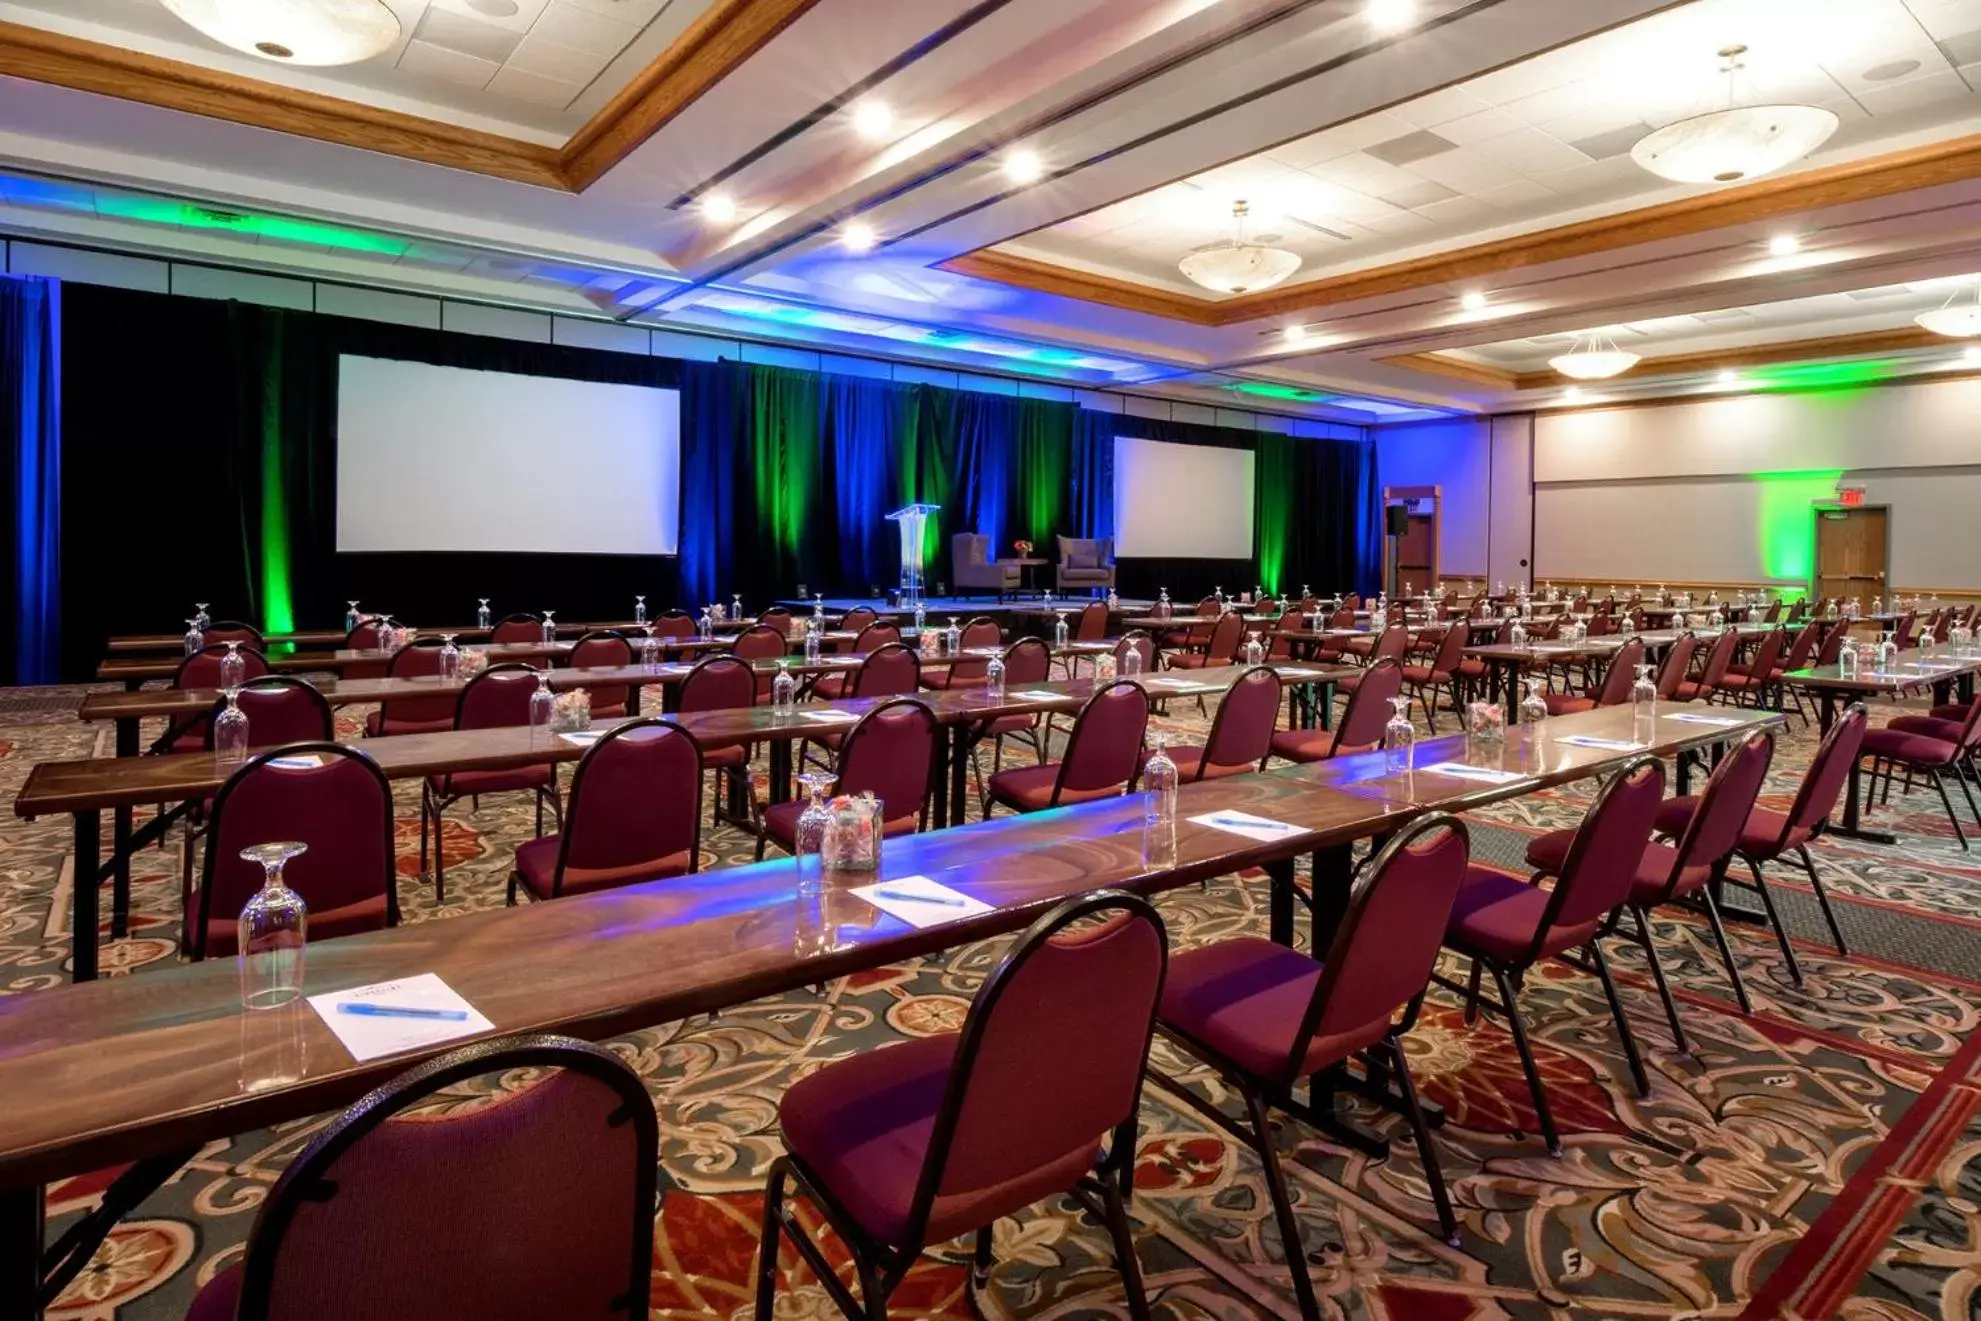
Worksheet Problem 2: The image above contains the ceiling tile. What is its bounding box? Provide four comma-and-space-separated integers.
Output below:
1388, 85, 1494, 129
1567, 123, 1652, 161
395, 39, 502, 89
1909, 0, 1981, 40
1414, 195, 1496, 225
506, 34, 615, 83
1856, 67, 1975, 112
1387, 179, 1458, 209
1364, 129, 1459, 167
1405, 150, 1514, 192
1433, 108, 1527, 146
1471, 127, 1590, 175
427, 0, 552, 34
413, 8, 523, 63
1943, 27, 1981, 63
531, 1, 640, 56
1472, 177, 1555, 208
485, 65, 584, 107
555, 0, 672, 19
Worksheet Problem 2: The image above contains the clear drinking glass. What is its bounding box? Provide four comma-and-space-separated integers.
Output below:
438, 633, 461, 681
1520, 677, 1549, 726
237, 841, 308, 1010
634, 595, 647, 626
1839, 638, 1861, 678
1122, 642, 1144, 676
1384, 697, 1415, 773
732, 593, 744, 622
346, 601, 361, 633
1632, 664, 1657, 741
540, 610, 558, 645
1157, 588, 1171, 619
1142, 735, 1179, 864
476, 598, 491, 630
641, 626, 662, 671
945, 617, 962, 656
184, 618, 205, 657
804, 620, 823, 664
699, 608, 714, 640
195, 602, 211, 629
772, 660, 797, 713
1879, 630, 1899, 672
813, 594, 826, 622
529, 673, 556, 739
1054, 612, 1070, 648
1509, 617, 1528, 648
1243, 632, 1265, 666
795, 773, 835, 898
914, 603, 927, 637
215, 687, 249, 761
985, 654, 1006, 702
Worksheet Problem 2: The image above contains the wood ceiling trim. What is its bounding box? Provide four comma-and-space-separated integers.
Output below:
951, 133, 1981, 326
0, 0, 825, 193
1382, 353, 1519, 389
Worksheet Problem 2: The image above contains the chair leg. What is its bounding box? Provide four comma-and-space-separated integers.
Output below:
1586, 939, 1649, 1098
418, 782, 430, 876
1098, 1177, 1154, 1321
1743, 856, 1804, 988
1486, 963, 1561, 1156
1956, 764, 1981, 828
1796, 844, 1849, 956
754, 1160, 787, 1321
1932, 769, 1970, 850
1698, 886, 1753, 1014
432, 795, 446, 903
1463, 959, 1483, 1025
970, 1225, 994, 1294
1632, 904, 1689, 1053
1241, 1085, 1321, 1321
1386, 1035, 1459, 1245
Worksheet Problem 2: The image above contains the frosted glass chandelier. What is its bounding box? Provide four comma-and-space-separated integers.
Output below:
1548, 331, 1641, 380
1178, 202, 1302, 295
159, 0, 401, 66
1631, 45, 1839, 185
1916, 281, 1981, 338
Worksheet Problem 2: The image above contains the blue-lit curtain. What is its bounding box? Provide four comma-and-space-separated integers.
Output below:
1, 275, 60, 684
1070, 407, 1117, 544
820, 373, 907, 594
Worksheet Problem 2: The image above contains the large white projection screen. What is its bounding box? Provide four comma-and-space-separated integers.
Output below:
335, 356, 680, 555
1112, 436, 1255, 558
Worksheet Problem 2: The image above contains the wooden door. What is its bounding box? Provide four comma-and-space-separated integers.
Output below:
1815, 507, 1888, 606
1397, 515, 1435, 595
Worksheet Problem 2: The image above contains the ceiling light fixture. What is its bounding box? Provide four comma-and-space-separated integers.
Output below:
1631, 45, 1838, 185
1004, 149, 1043, 184
1716, 369, 1740, 386
1283, 324, 1308, 344
158, 0, 401, 65
840, 220, 877, 252
852, 100, 895, 141
702, 193, 737, 223
1562, 387, 1585, 404
1548, 330, 1642, 380
1178, 201, 1301, 295
1460, 290, 1488, 312
1916, 279, 1981, 338
1767, 232, 1801, 256
1963, 346, 1981, 364
1365, 0, 1417, 33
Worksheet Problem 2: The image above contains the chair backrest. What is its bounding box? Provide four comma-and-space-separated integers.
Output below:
906, 892, 1166, 1248
1001, 637, 1051, 685
1187, 598, 1219, 643
555, 718, 703, 882
732, 625, 786, 663
1266, 606, 1303, 658
1053, 680, 1150, 802
841, 607, 880, 636
1779, 620, 1820, 673
758, 607, 793, 630
1528, 758, 1666, 948
1693, 628, 1739, 690
676, 655, 754, 713
854, 641, 921, 697
380, 641, 453, 724
833, 698, 938, 830
852, 622, 900, 652
204, 620, 265, 649
1594, 637, 1645, 706
175, 642, 271, 691
1744, 627, 1787, 680
1815, 621, 1849, 666
950, 618, 1002, 682
1290, 815, 1469, 1081
1326, 605, 1355, 630
1895, 610, 1917, 648
568, 630, 635, 711
490, 612, 542, 645
953, 532, 990, 568
1202, 610, 1245, 662
1777, 701, 1868, 847
230, 1035, 656, 1321
1428, 618, 1467, 672
1650, 731, 1775, 904
345, 621, 391, 652
1655, 633, 1698, 699
209, 676, 333, 750
1763, 599, 1783, 622
651, 611, 697, 641
1333, 659, 1403, 755
1075, 601, 1108, 642
455, 662, 542, 730
1194, 666, 1282, 778
1342, 593, 1362, 611
196, 744, 396, 959
1112, 631, 1154, 675
1370, 623, 1411, 664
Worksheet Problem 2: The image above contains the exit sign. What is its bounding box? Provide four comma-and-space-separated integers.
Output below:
1837, 486, 1866, 507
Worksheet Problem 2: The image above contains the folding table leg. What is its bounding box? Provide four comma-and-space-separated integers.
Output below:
72, 810, 100, 983
0, 1184, 41, 1321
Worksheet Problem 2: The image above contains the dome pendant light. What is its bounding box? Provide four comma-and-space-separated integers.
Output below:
1548, 331, 1641, 381
1178, 201, 1302, 295
159, 0, 401, 66
1916, 280, 1981, 338
1631, 45, 1839, 185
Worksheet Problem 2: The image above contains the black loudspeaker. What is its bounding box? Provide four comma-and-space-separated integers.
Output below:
1385, 504, 1410, 536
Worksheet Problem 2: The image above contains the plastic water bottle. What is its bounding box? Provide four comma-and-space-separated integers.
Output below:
804, 622, 822, 664
529, 673, 555, 739
1243, 632, 1265, 666
771, 660, 796, 713
1142, 735, 1178, 863
914, 602, 927, 637
1122, 641, 1144, 676
477, 598, 491, 630
1384, 697, 1415, 774
215, 688, 249, 762
985, 653, 1006, 702
634, 595, 647, 626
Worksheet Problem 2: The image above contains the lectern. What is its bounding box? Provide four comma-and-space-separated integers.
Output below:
886, 503, 941, 606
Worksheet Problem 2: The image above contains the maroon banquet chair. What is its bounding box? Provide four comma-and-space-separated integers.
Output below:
1169, 610, 1244, 671
365, 641, 455, 737
189, 743, 397, 961
1161, 596, 1220, 652
978, 636, 1053, 781
1308, 605, 1358, 663
1860, 698, 1981, 851
155, 643, 272, 752
834, 607, 880, 653
421, 664, 561, 900
1399, 620, 1467, 733
202, 619, 264, 649
1529, 732, 1775, 1049
1152, 814, 1471, 1302
802, 643, 922, 769
1270, 658, 1401, 764
1114, 630, 1156, 674
567, 629, 636, 718
489, 611, 542, 645
1544, 637, 1644, 716
1652, 702, 1866, 962
922, 617, 1001, 690
756, 891, 1166, 1321
341, 619, 393, 680
813, 623, 901, 697
652, 610, 698, 643
986, 680, 1149, 815
1715, 627, 1786, 709
510, 718, 703, 903
1264, 605, 1304, 659
184, 1035, 656, 1321
759, 698, 937, 858
1654, 632, 1699, 700
1335, 625, 1410, 699
677, 655, 760, 826
1075, 600, 1109, 641
1437, 758, 1665, 1154
1672, 629, 1739, 704
1453, 618, 1512, 699
1166, 665, 1281, 781
734, 624, 791, 703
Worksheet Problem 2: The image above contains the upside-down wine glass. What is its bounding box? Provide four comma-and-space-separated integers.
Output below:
438, 633, 461, 681
218, 639, 246, 691
795, 773, 836, 898
215, 687, 249, 762
476, 598, 491, 631
238, 841, 309, 1010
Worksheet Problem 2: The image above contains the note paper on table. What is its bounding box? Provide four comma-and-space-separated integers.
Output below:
267, 753, 327, 769
1189, 810, 1304, 842
1665, 712, 1743, 726
308, 973, 494, 1062
852, 875, 992, 929
558, 730, 604, 746
1012, 690, 1066, 701
1420, 762, 1528, 784
1555, 734, 1646, 750
802, 709, 858, 723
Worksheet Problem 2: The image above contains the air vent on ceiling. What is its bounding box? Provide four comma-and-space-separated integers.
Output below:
1844, 285, 1914, 300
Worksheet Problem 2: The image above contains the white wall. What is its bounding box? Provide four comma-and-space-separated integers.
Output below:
1376, 418, 1490, 575
1534, 379, 1981, 591
1489, 414, 1535, 589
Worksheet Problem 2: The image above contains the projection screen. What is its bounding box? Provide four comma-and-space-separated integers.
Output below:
1111, 436, 1255, 558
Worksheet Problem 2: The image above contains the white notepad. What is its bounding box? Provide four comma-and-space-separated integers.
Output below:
1555, 735, 1646, 750
1419, 762, 1528, 784
851, 875, 992, 929
1011, 689, 1066, 701
1665, 712, 1743, 727
1189, 810, 1303, 842
558, 730, 604, 746
802, 709, 858, 723
308, 973, 493, 1063
267, 753, 327, 769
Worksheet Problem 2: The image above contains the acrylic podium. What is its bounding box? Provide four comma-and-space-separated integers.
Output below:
886, 503, 941, 607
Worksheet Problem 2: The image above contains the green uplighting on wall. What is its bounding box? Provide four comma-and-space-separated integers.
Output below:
92, 193, 410, 256
259, 325, 295, 634
1755, 469, 1845, 588
1222, 381, 1333, 403
1745, 360, 1896, 392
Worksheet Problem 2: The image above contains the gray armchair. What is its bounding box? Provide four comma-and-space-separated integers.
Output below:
1056, 536, 1115, 595
953, 533, 1021, 599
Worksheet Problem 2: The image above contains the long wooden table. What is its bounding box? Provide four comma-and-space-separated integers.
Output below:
0, 701, 1777, 1319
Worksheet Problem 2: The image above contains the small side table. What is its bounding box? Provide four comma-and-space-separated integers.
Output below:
1009, 558, 1049, 595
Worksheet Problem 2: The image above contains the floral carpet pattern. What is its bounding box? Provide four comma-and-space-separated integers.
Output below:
3, 682, 1978, 1320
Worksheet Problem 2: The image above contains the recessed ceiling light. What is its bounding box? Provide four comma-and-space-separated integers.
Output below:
852, 100, 894, 141
1562, 386, 1584, 404
1963, 345, 1981, 364
159, 0, 400, 65
702, 193, 737, 223
1460, 290, 1488, 312
1004, 148, 1043, 184
841, 220, 877, 252
1283, 324, 1308, 344
1365, 0, 1417, 33
1716, 369, 1740, 385
1767, 233, 1801, 256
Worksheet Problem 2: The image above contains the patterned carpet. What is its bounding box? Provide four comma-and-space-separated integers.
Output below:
6, 681, 1980, 1320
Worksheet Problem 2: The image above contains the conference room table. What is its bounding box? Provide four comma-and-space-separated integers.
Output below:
1781, 644, 1981, 844
23, 661, 1352, 981
101, 617, 676, 654
0, 700, 1779, 1320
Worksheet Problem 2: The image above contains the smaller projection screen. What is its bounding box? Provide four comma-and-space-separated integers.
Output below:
335, 356, 680, 555
1111, 436, 1255, 558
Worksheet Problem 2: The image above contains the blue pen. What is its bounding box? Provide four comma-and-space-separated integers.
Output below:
1209, 815, 1288, 830
874, 887, 969, 907
336, 1002, 470, 1022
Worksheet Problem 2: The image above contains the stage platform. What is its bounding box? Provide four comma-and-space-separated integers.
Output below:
771, 594, 1145, 615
